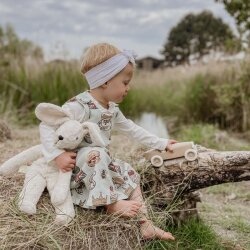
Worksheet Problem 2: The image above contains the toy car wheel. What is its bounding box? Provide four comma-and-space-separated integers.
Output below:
184, 149, 197, 161
151, 155, 163, 167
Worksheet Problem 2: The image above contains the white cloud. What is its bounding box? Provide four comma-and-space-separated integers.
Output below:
0, 0, 236, 60
0, 2, 12, 14
73, 24, 83, 32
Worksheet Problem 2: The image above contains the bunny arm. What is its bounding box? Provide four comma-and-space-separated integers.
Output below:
0, 145, 43, 176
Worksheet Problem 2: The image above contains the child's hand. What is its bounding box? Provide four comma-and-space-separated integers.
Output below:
55, 151, 77, 172
165, 139, 177, 152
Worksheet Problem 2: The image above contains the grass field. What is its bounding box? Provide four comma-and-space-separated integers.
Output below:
0, 58, 250, 249
0, 123, 249, 249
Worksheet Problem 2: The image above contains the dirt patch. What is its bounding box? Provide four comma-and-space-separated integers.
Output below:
198, 182, 250, 249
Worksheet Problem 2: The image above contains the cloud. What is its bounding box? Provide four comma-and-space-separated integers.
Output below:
0, 0, 235, 60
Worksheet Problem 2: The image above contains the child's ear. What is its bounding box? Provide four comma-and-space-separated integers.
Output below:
35, 103, 73, 126
101, 82, 108, 89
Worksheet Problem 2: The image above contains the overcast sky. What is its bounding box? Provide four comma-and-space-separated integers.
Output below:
0, 0, 236, 61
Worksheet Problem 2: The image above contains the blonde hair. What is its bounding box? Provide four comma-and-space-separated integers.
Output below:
81, 43, 121, 74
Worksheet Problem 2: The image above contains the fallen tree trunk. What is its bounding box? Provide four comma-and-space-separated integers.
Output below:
141, 145, 250, 224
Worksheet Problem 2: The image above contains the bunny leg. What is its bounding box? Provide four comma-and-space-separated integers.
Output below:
46, 170, 75, 225
51, 170, 72, 206
53, 191, 75, 225
18, 168, 46, 215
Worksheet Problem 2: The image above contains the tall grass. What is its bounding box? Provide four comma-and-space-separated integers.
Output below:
0, 60, 88, 124
1, 58, 250, 131
124, 60, 250, 131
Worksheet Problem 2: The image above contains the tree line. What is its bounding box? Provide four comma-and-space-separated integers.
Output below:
1, 0, 249, 67
161, 0, 249, 66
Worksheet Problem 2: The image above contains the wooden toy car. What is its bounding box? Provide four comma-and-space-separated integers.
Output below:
144, 141, 197, 167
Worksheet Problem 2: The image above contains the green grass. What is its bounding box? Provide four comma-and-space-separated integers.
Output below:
218, 215, 250, 235
218, 216, 250, 249
120, 83, 184, 117
173, 123, 250, 151
205, 183, 243, 196
173, 123, 220, 149
145, 219, 230, 250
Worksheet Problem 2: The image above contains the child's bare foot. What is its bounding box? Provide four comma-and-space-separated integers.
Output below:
140, 220, 175, 241
105, 200, 142, 217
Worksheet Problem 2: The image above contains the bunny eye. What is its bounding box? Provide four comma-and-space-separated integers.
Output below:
76, 137, 79, 140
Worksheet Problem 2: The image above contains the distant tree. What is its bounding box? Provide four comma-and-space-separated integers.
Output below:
0, 26, 4, 48
0, 24, 43, 60
161, 11, 236, 66
216, 0, 250, 44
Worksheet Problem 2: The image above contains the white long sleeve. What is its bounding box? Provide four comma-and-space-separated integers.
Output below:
39, 101, 86, 162
113, 109, 168, 150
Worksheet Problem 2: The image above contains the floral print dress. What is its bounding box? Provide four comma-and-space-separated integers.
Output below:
70, 91, 140, 209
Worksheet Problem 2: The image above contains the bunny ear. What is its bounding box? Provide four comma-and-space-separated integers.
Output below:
35, 103, 72, 126
82, 122, 105, 147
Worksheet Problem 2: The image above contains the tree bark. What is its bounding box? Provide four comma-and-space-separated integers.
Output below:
141, 145, 250, 223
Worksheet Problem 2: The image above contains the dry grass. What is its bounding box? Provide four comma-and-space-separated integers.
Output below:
132, 61, 239, 88
0, 121, 12, 142
0, 126, 166, 250
0, 186, 143, 250
1, 124, 249, 249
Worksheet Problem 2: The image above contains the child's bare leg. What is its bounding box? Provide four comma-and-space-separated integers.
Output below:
130, 185, 175, 241
105, 200, 142, 217
129, 185, 148, 215
140, 220, 175, 241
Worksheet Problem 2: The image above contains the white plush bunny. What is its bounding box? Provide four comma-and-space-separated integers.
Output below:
0, 103, 105, 225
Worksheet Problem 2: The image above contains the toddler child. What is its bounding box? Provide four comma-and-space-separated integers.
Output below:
39, 43, 176, 241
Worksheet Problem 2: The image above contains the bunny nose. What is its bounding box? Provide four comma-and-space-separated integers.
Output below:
58, 135, 64, 140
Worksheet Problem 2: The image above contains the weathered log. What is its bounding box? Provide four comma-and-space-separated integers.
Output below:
141, 145, 250, 223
